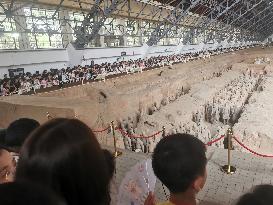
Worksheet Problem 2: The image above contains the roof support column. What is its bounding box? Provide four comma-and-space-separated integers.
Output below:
59, 10, 73, 48
13, 4, 30, 49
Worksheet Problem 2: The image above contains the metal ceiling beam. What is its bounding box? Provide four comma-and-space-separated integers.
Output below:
233, 0, 273, 32
52, 0, 65, 19
146, 0, 202, 46
74, 0, 104, 48
249, 13, 273, 33
261, 16, 273, 37
262, 28, 273, 39
214, 0, 265, 42
182, 4, 211, 28
215, 0, 272, 33
3, 0, 39, 13
183, 0, 241, 44
240, 1, 273, 31
142, 3, 162, 20
0, 3, 7, 12
74, 0, 128, 48
255, 16, 273, 35
209, 0, 272, 42
134, 0, 152, 19
240, 0, 265, 21
262, 25, 273, 39
219, 0, 263, 31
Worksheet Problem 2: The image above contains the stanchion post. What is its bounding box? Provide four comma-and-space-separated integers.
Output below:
221, 128, 236, 174
162, 126, 166, 138
111, 121, 122, 158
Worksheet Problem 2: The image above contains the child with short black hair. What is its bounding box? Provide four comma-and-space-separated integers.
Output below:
145, 133, 207, 205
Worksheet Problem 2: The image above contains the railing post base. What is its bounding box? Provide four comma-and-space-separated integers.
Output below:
114, 150, 123, 158
221, 165, 236, 174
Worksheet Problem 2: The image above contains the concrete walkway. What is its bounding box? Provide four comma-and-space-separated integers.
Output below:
110, 146, 273, 205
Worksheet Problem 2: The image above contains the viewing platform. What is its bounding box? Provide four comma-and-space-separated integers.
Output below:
112, 146, 273, 205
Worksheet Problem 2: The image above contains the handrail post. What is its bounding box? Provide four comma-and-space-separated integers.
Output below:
221, 127, 236, 174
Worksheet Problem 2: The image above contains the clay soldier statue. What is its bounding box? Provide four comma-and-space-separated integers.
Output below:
123, 136, 130, 150
135, 138, 144, 153
223, 106, 229, 125
142, 138, 148, 153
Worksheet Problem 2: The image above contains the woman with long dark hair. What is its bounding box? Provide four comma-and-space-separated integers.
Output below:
15, 118, 111, 205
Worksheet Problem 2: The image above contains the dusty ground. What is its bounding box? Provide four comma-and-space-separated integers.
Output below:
112, 145, 273, 205
1, 46, 273, 153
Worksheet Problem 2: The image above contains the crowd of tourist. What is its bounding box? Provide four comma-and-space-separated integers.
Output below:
0, 46, 246, 96
0, 117, 272, 205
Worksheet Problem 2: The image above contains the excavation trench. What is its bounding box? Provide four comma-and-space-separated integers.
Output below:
117, 71, 266, 153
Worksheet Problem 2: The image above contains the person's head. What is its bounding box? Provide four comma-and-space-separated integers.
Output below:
152, 133, 207, 195
0, 129, 6, 145
0, 149, 16, 184
16, 118, 111, 205
0, 181, 66, 205
5, 118, 40, 152
236, 184, 273, 205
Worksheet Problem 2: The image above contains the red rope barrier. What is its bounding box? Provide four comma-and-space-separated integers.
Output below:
116, 127, 163, 139
92, 123, 224, 144
233, 136, 273, 158
93, 126, 110, 133
206, 135, 225, 146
